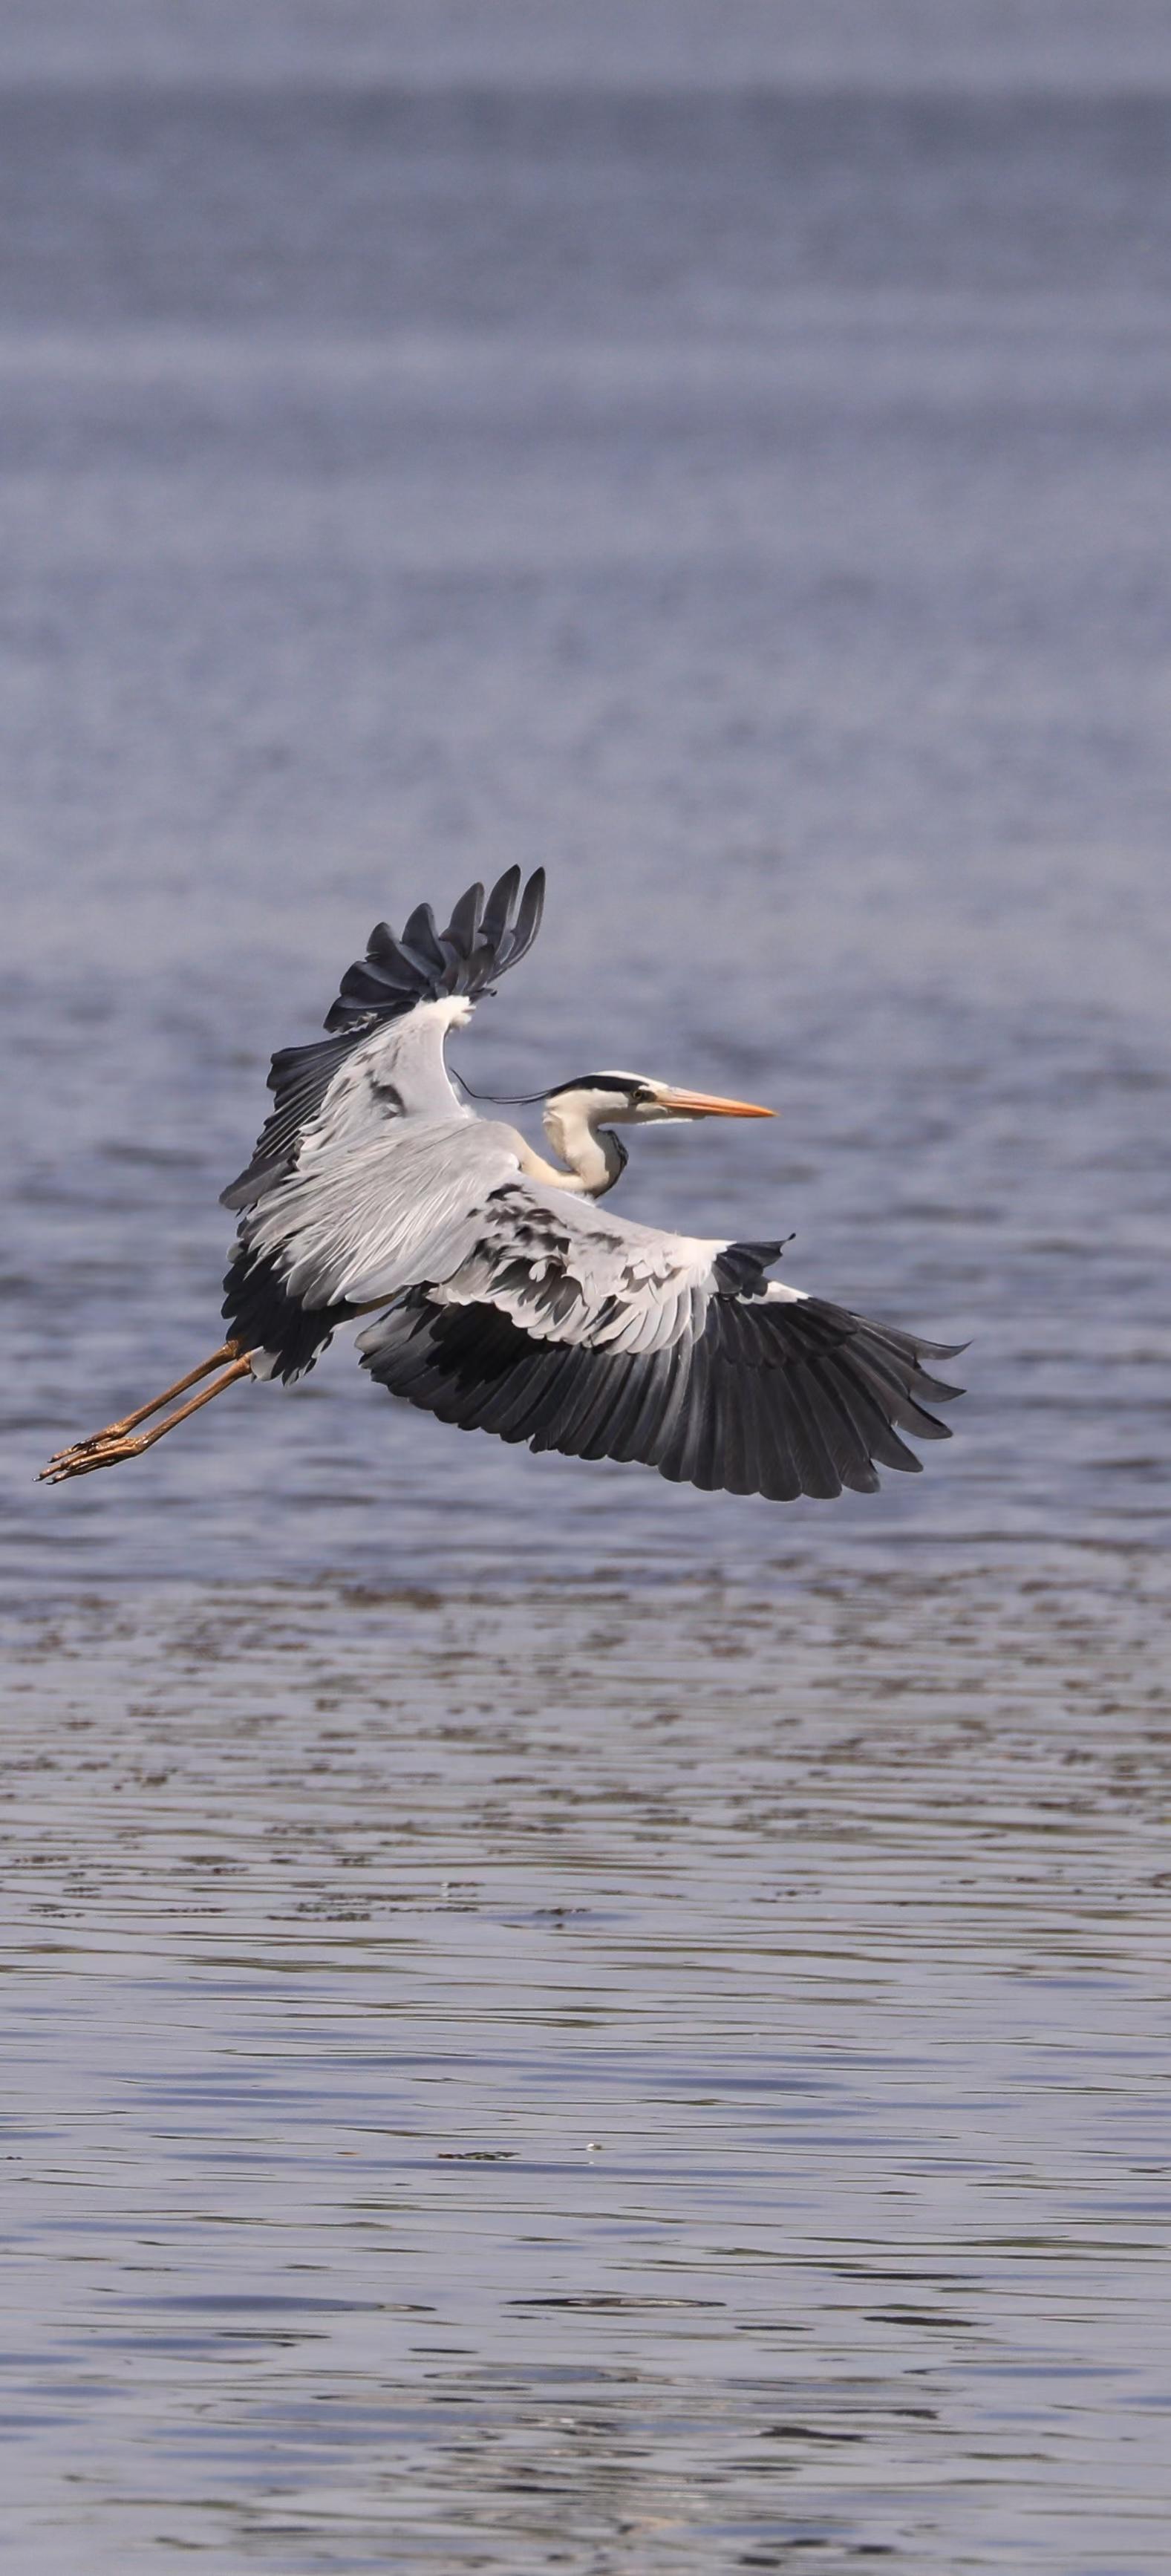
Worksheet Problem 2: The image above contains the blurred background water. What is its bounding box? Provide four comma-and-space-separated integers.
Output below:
3, 4, 1171, 2569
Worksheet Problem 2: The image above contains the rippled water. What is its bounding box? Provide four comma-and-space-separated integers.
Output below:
4, 5, 1171, 2568
7, 1565, 1171, 2572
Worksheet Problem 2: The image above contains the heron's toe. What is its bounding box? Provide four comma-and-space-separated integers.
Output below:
46, 1431, 120, 1465
39, 1434, 147, 1483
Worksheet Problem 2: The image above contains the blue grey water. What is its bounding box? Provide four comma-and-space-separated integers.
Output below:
4, 5, 1171, 2568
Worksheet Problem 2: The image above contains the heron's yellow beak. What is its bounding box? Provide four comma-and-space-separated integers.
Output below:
657, 1086, 775, 1118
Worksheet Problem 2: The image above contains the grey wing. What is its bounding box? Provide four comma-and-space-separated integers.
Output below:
359, 1286, 963, 1501
234, 1119, 724, 1341
347, 1152, 964, 1501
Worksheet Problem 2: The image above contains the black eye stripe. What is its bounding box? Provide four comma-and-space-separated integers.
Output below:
547, 1073, 640, 1100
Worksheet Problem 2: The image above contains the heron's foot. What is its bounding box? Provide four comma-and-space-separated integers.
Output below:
45, 1421, 135, 1467
39, 1432, 154, 1484
40, 1343, 251, 1487
39, 1351, 254, 1487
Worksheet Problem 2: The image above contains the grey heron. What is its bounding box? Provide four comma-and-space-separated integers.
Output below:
42, 868, 962, 1499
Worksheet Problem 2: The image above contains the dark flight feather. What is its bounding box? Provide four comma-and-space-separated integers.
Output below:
359, 1288, 962, 1502
221, 867, 545, 1212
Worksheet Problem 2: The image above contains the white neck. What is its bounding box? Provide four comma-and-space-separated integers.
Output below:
540, 1098, 628, 1198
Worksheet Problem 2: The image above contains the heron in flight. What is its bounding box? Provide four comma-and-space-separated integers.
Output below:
42, 869, 962, 1499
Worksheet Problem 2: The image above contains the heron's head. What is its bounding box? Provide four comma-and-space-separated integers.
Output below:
544, 1071, 775, 1132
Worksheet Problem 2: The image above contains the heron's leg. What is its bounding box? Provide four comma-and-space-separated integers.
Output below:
40, 1355, 253, 1484
45, 1340, 245, 1465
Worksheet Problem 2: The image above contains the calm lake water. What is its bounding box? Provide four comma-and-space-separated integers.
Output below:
4, 6, 1171, 2569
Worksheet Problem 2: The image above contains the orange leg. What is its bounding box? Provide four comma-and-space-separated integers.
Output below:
45, 1340, 245, 1467
41, 1353, 253, 1484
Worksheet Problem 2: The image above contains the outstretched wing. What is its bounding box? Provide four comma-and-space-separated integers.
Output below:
360, 1285, 962, 1501
221, 867, 544, 1210
338, 1148, 963, 1500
